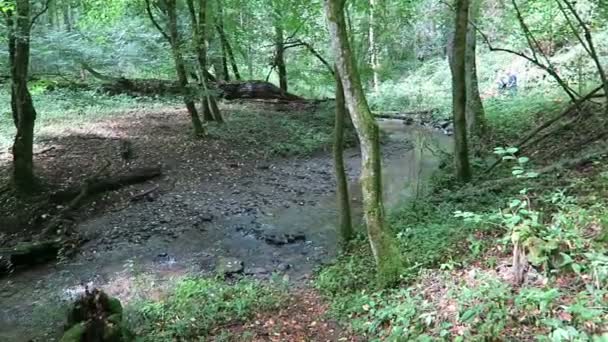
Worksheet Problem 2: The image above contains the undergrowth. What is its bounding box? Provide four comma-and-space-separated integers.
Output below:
210, 102, 356, 157
126, 277, 287, 341
315, 95, 608, 341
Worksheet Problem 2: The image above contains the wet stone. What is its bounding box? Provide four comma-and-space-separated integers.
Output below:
245, 267, 269, 275
216, 257, 244, 276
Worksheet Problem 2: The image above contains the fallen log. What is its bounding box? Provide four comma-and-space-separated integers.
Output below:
0, 239, 62, 274
373, 110, 436, 120
50, 167, 162, 203
217, 80, 302, 101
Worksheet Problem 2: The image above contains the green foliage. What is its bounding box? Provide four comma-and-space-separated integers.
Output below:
128, 277, 286, 341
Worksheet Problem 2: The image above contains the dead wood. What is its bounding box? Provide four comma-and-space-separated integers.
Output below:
130, 184, 159, 202
451, 146, 608, 201
50, 167, 161, 203
485, 85, 604, 173
0, 239, 62, 274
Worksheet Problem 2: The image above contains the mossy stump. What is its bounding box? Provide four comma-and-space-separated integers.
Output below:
60, 288, 133, 342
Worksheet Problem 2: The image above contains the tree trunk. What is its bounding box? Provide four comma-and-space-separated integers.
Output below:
325, 0, 402, 286
62, 0, 72, 32
274, 24, 288, 93
216, 2, 241, 81
48, 0, 57, 27
465, 0, 486, 138
334, 67, 353, 244
166, 0, 205, 136
369, 0, 380, 93
187, 0, 220, 122
451, 0, 472, 182
9, 1, 38, 191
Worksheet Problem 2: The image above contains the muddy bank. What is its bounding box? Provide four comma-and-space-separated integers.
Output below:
0, 118, 451, 341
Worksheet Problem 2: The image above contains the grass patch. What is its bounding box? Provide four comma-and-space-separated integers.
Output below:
211, 102, 356, 157
127, 277, 287, 341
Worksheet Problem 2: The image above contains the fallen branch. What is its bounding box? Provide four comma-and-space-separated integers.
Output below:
41, 161, 112, 237
130, 184, 159, 202
35, 146, 56, 155
50, 167, 162, 203
0, 239, 62, 274
453, 146, 608, 200
374, 110, 436, 120
485, 85, 603, 173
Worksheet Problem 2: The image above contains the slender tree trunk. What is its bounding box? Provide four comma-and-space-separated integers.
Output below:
62, 1, 71, 31
334, 67, 353, 244
219, 33, 230, 81
274, 24, 288, 93
465, 0, 486, 138
8, 1, 37, 191
451, 0, 472, 182
368, 0, 380, 93
216, 4, 241, 81
48, 0, 57, 27
166, 0, 205, 136
188, 0, 223, 123
325, 0, 402, 285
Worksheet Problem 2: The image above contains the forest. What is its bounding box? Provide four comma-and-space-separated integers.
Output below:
0, 0, 607, 340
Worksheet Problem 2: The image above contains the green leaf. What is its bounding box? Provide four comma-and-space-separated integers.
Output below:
460, 309, 477, 322
518, 157, 530, 164
506, 147, 519, 154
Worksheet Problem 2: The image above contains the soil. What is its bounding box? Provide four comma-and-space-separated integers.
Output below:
0, 103, 452, 341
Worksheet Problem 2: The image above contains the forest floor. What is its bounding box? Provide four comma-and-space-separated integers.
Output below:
0, 99, 451, 341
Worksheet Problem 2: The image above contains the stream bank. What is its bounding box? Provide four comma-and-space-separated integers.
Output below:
0, 115, 451, 341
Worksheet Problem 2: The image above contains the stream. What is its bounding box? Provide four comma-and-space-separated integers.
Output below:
0, 120, 451, 341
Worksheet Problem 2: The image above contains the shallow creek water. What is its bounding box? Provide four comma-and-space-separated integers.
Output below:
0, 119, 452, 341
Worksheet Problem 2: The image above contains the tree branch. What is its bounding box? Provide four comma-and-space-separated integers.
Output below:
145, 0, 171, 43
30, 0, 52, 29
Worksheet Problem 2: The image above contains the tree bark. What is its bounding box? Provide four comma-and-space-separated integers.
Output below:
325, 0, 402, 285
368, 0, 380, 93
274, 24, 288, 93
187, 0, 223, 122
8, 1, 38, 191
166, 0, 205, 135
451, 0, 472, 182
333, 67, 353, 243
216, 2, 241, 81
465, 0, 486, 138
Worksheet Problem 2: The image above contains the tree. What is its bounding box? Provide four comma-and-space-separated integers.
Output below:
465, 0, 486, 139
450, 0, 472, 182
145, 0, 205, 136
325, 0, 402, 285
187, 0, 223, 123
4, 0, 41, 191
274, 22, 287, 93
215, 0, 241, 80
333, 67, 353, 243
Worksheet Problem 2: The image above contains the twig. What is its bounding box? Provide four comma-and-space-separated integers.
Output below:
35, 146, 56, 155
130, 184, 159, 201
